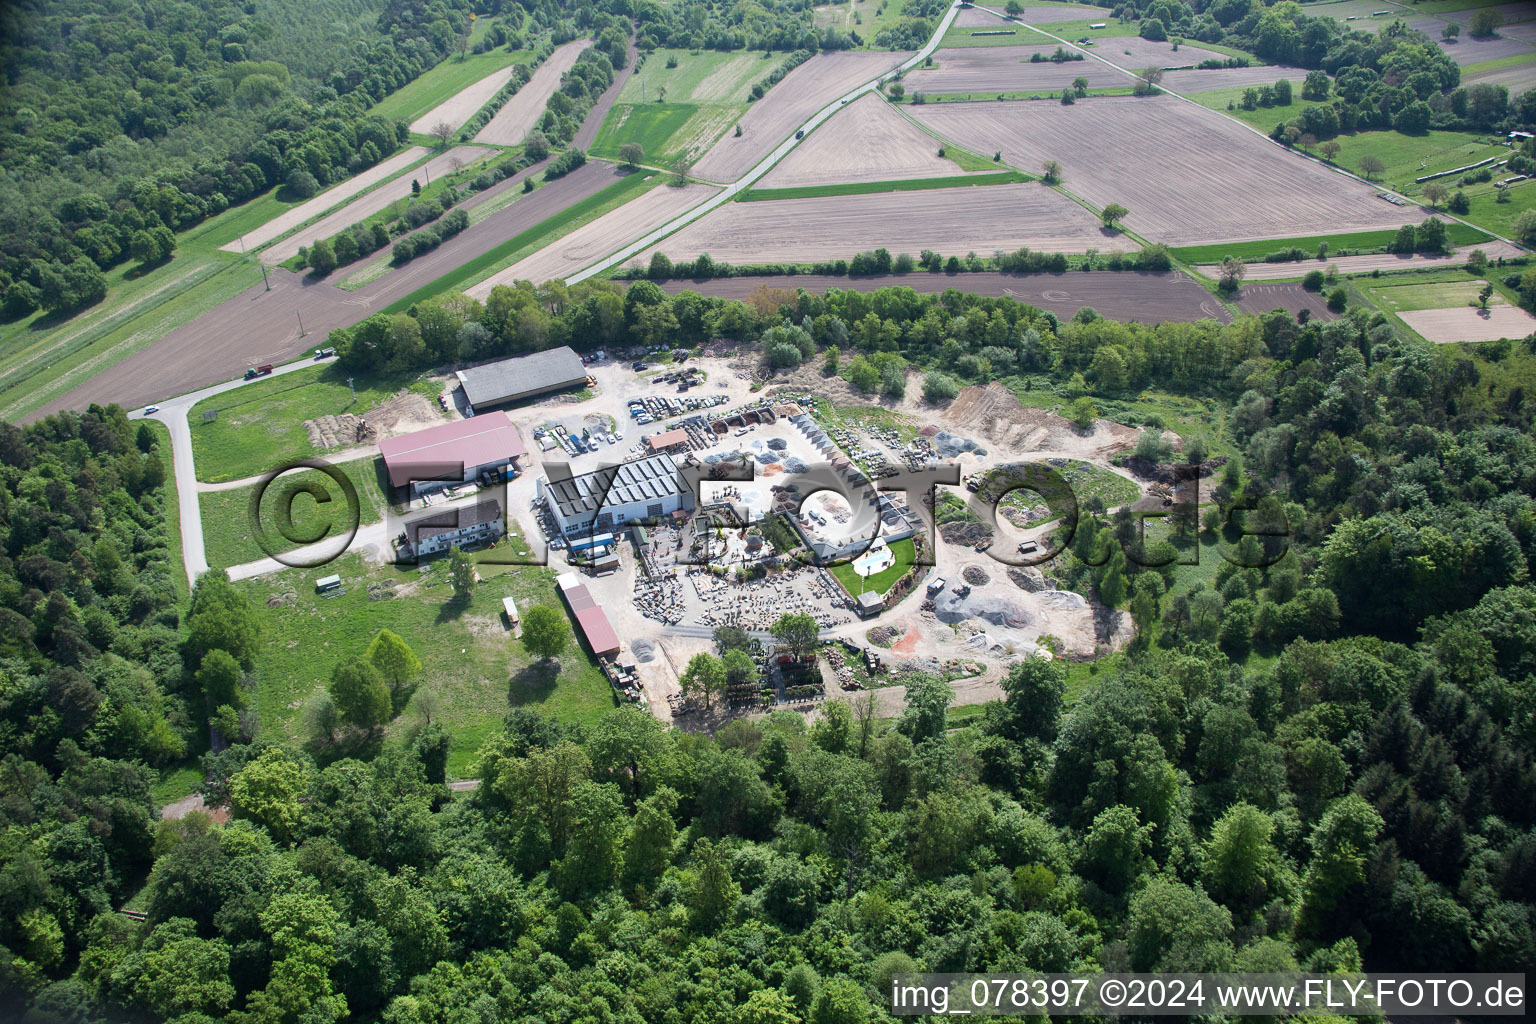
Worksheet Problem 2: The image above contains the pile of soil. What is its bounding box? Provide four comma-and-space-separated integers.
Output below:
939, 520, 993, 546
266, 591, 297, 608
962, 566, 990, 586
1007, 567, 1046, 593
866, 626, 901, 648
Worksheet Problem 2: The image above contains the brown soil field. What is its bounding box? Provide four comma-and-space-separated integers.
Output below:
1463, 59, 1536, 94
1400, 305, 1536, 343
468, 182, 719, 292
1497, 20, 1536, 44
654, 269, 1231, 324
1198, 241, 1526, 281
1008, 5, 1112, 23
474, 39, 593, 146
1436, 31, 1536, 64
630, 182, 1114, 266
409, 65, 519, 134
910, 98, 1416, 246
906, 46, 1131, 92
954, 5, 1016, 27
759, 94, 969, 187
260, 146, 495, 266
1231, 282, 1338, 321
218, 146, 429, 254
33, 162, 623, 420
1162, 64, 1299, 93
691, 51, 907, 183
1090, 37, 1231, 71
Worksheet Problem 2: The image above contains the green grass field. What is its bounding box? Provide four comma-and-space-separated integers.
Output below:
1321, 130, 1510, 194
590, 103, 744, 166
829, 536, 917, 597
1454, 178, 1536, 239
740, 169, 1030, 202
381, 169, 657, 314
370, 46, 540, 126
816, 0, 929, 50
235, 551, 615, 778
939, 23, 1063, 48
199, 459, 390, 570
620, 49, 771, 106
1461, 51, 1536, 75
1170, 222, 1492, 264
1368, 278, 1502, 313
1188, 86, 1328, 132
189, 364, 443, 483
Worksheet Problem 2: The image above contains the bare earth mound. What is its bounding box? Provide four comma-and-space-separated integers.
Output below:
409, 65, 519, 134
218, 146, 429, 254
1197, 242, 1525, 281
907, 46, 1131, 92
759, 94, 969, 187
630, 182, 1114, 266
691, 51, 908, 183
1400, 305, 1536, 343
468, 182, 719, 292
911, 98, 1416, 246
260, 145, 494, 265
475, 39, 593, 146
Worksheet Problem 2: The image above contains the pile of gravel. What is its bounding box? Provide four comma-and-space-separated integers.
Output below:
783, 457, 808, 474
934, 591, 1033, 628
1007, 567, 1046, 593
767, 437, 788, 451
962, 566, 991, 586
866, 626, 901, 648
755, 452, 780, 465
932, 431, 981, 459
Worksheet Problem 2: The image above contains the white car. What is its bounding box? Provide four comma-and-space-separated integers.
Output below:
143, 405, 159, 415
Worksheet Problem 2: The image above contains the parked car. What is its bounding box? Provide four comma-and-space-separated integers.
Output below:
143, 405, 158, 415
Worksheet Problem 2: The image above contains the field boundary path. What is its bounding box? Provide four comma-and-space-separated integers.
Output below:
564, 1, 967, 285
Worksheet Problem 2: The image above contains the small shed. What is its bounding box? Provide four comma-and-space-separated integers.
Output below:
856, 591, 885, 618
502, 596, 521, 636
316, 574, 341, 592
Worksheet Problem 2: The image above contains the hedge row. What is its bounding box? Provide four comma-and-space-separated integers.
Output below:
390, 208, 470, 265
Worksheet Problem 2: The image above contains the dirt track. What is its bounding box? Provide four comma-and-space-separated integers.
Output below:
474, 39, 593, 146
31, 162, 624, 420
911, 97, 1419, 246
692, 51, 908, 183
259, 146, 495, 265
655, 269, 1231, 323
217, 147, 429, 254
759, 94, 974, 187
631, 181, 1115, 266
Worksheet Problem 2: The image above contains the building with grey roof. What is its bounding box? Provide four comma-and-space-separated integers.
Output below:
537, 454, 693, 537
457, 346, 587, 411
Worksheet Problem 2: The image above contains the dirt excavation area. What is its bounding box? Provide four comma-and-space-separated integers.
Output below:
910, 97, 1419, 246
630, 181, 1115, 267
474, 39, 592, 146
218, 146, 429, 254
758, 94, 978, 187
304, 389, 443, 451
908, 46, 1133, 92
260, 146, 494, 266
468, 181, 718, 292
691, 50, 907, 183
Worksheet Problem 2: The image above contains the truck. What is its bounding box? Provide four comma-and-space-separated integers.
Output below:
314, 347, 335, 359
243, 364, 273, 380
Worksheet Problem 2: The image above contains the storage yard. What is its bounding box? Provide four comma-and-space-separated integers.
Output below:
910, 97, 1423, 245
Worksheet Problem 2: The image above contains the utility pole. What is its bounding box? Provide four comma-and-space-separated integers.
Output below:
297, 311, 306, 337
259, 262, 270, 291
238, 235, 246, 256
347, 377, 356, 402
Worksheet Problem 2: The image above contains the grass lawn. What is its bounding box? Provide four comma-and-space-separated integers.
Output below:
199, 459, 391, 570
139, 419, 189, 600
1009, 379, 1235, 459
1170, 223, 1492, 263
1188, 87, 1329, 132
370, 46, 540, 126
383, 169, 658, 313
189, 364, 443, 483
1455, 178, 1536, 239
590, 103, 743, 167
740, 169, 1030, 202
234, 551, 616, 778
620, 49, 771, 106
939, 23, 1063, 48
1369, 278, 1503, 313
829, 536, 917, 597
1322, 129, 1511, 195
816, 0, 926, 49
1461, 51, 1536, 75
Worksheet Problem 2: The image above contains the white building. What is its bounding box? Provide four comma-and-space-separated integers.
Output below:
539, 454, 692, 537
402, 500, 505, 557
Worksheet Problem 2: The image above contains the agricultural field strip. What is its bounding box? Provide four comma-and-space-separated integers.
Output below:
474, 38, 594, 146
467, 182, 720, 292
758, 92, 983, 187
1398, 305, 1536, 343
409, 64, 520, 134
978, 7, 1520, 247
1195, 241, 1524, 280
259, 146, 495, 266
216, 146, 430, 254
905, 45, 1134, 93
566, 1, 968, 284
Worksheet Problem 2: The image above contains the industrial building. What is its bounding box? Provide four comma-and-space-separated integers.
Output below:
379, 412, 526, 497
556, 572, 621, 658
538, 453, 692, 537
456, 346, 587, 412
400, 499, 505, 558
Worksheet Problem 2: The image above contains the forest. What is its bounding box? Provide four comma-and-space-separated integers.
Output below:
2, 261, 1534, 1020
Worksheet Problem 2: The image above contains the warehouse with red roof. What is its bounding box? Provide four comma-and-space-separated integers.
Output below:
379, 412, 527, 497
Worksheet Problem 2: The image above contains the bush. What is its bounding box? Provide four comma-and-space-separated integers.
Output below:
544, 147, 587, 181
923, 371, 960, 403
1326, 287, 1347, 312
286, 168, 320, 198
